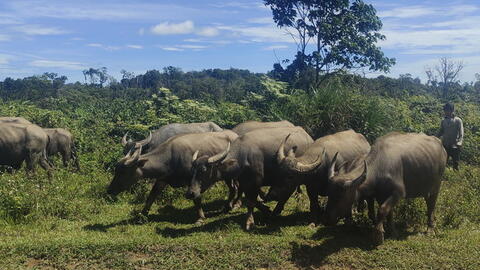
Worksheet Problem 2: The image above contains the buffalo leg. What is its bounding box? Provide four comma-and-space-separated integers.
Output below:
142, 180, 167, 215
245, 188, 257, 231
39, 156, 53, 179
387, 211, 397, 238
224, 178, 240, 213
425, 185, 440, 234
272, 185, 297, 216
374, 194, 400, 245
367, 197, 376, 223
194, 197, 206, 225
306, 183, 320, 225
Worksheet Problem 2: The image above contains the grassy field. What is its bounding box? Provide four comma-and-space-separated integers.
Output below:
0, 166, 479, 270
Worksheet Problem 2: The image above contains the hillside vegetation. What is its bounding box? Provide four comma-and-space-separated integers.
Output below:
0, 70, 479, 269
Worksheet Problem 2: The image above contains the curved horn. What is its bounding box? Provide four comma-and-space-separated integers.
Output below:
138, 131, 152, 147
124, 145, 142, 166
121, 132, 129, 146
328, 152, 339, 181
207, 142, 230, 164
192, 150, 199, 162
277, 133, 292, 164
344, 160, 367, 188
291, 148, 325, 173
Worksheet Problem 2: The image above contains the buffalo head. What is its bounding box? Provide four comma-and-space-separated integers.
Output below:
109, 133, 151, 196
322, 152, 367, 226
121, 131, 152, 155
185, 142, 230, 200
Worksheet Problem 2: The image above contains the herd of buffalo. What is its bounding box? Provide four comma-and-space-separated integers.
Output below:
0, 118, 447, 245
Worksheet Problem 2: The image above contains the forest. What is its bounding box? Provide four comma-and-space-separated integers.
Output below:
0, 66, 479, 269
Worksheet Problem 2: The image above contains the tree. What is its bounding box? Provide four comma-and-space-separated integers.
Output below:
264, 0, 395, 87
425, 57, 464, 98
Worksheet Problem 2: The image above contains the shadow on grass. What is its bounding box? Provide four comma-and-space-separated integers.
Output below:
83, 199, 232, 232
290, 225, 375, 268
157, 209, 312, 238
290, 224, 419, 268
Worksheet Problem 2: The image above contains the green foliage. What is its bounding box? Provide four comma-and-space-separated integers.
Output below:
265, 0, 395, 88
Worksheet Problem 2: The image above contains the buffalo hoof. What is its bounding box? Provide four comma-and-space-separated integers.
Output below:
245, 222, 255, 231
194, 219, 205, 226
373, 229, 384, 245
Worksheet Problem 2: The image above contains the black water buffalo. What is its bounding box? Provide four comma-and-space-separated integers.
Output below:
216, 127, 314, 230
273, 129, 371, 224
108, 130, 238, 224
231, 120, 294, 136
43, 128, 80, 171
121, 122, 223, 155
0, 123, 52, 173
324, 132, 447, 245
0, 117, 32, 125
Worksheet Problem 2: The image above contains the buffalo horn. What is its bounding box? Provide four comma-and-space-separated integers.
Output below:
207, 142, 230, 164
124, 145, 142, 166
137, 131, 152, 147
344, 160, 367, 188
291, 148, 325, 173
121, 132, 129, 146
192, 150, 199, 162
276, 133, 292, 164
328, 152, 340, 181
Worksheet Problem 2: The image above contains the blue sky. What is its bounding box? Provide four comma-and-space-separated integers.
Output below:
0, 0, 479, 83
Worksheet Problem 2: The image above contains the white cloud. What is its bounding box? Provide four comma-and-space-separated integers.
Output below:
138, 28, 145, 36
264, 45, 289, 50
247, 17, 272, 24
161, 47, 184, 51
126, 45, 143, 49
196, 27, 219, 37
29, 60, 85, 70
6, 1, 201, 22
86, 43, 121, 51
179, 45, 207, 50
158, 44, 209, 52
12, 24, 67, 35
0, 14, 21, 25
87, 43, 102, 48
0, 34, 10, 41
151, 20, 195, 35
0, 54, 12, 65
378, 6, 436, 18
70, 37, 84, 41
218, 25, 293, 43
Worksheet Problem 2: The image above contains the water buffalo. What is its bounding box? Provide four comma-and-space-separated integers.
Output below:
0, 117, 32, 125
232, 120, 294, 136
0, 123, 52, 174
324, 132, 447, 245
43, 128, 80, 171
217, 127, 315, 230
108, 130, 238, 224
273, 129, 371, 224
121, 122, 223, 155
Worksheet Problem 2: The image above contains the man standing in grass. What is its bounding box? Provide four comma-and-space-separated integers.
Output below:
437, 103, 464, 170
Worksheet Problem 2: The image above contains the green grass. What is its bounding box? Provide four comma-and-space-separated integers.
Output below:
1, 169, 479, 270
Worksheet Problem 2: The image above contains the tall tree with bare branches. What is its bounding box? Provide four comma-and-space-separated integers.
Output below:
425, 57, 464, 98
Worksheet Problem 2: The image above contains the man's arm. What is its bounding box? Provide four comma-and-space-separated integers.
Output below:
437, 119, 444, 138
457, 118, 464, 146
